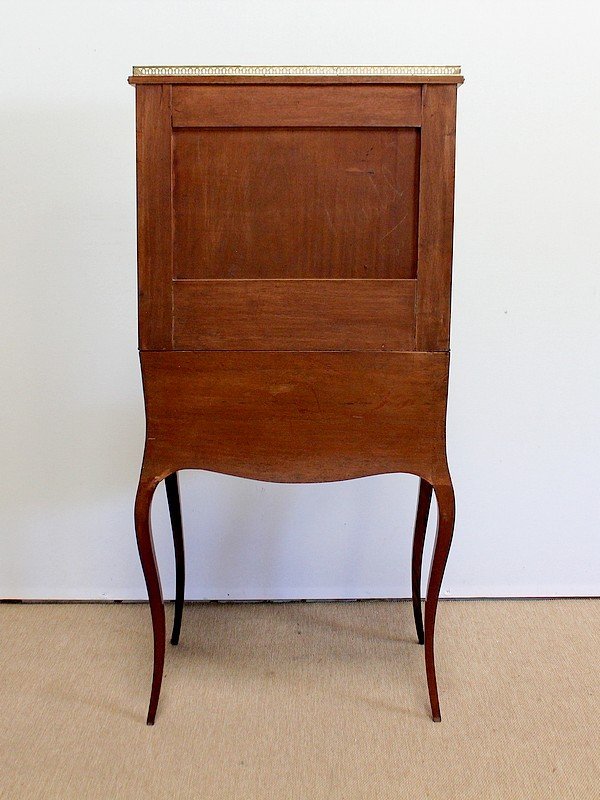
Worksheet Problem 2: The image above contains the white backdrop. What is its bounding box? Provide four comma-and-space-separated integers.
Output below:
1, 1, 599, 600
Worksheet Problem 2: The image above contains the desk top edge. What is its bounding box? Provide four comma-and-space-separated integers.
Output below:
129, 65, 464, 84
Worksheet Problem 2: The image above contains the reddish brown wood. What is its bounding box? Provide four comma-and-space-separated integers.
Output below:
411, 478, 433, 644
140, 351, 450, 485
416, 84, 458, 351
172, 280, 416, 351
172, 84, 421, 127
135, 85, 173, 350
425, 480, 456, 722
173, 127, 420, 280
130, 71, 462, 724
165, 473, 185, 646
134, 475, 165, 725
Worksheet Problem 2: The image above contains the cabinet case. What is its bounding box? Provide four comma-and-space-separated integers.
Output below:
128, 65, 464, 724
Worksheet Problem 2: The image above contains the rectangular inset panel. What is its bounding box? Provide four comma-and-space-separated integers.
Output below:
173, 128, 420, 279
141, 350, 450, 484
173, 279, 416, 351
172, 85, 421, 127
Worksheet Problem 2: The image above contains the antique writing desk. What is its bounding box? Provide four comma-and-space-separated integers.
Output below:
128, 65, 463, 724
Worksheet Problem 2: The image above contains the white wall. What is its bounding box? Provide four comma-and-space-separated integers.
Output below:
1, 0, 599, 600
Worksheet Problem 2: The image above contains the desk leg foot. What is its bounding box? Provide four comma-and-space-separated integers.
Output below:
411, 479, 433, 645
424, 480, 455, 723
165, 472, 185, 646
135, 475, 165, 726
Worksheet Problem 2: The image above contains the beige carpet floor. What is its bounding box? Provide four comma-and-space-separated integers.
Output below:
0, 600, 598, 799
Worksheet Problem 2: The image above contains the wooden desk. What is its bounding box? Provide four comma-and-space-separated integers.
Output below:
128, 65, 464, 724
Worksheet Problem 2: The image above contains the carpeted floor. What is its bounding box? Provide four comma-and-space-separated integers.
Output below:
0, 600, 598, 799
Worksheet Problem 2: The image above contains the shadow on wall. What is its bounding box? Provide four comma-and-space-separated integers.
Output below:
0, 102, 143, 596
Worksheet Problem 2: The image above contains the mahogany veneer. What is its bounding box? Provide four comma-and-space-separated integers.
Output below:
128, 65, 463, 724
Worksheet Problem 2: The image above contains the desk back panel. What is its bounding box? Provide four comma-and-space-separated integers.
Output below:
134, 81, 457, 352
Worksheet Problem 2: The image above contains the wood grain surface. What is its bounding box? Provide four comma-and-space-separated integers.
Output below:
139, 351, 450, 485
135, 85, 173, 349
416, 84, 458, 351
173, 127, 420, 280
172, 279, 416, 351
172, 84, 422, 127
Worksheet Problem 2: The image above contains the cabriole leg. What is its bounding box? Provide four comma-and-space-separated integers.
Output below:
134, 475, 165, 725
424, 480, 455, 722
411, 478, 433, 645
165, 472, 185, 646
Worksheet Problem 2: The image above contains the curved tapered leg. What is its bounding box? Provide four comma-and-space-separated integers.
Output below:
134, 476, 165, 725
424, 480, 455, 722
165, 472, 185, 646
411, 479, 433, 645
